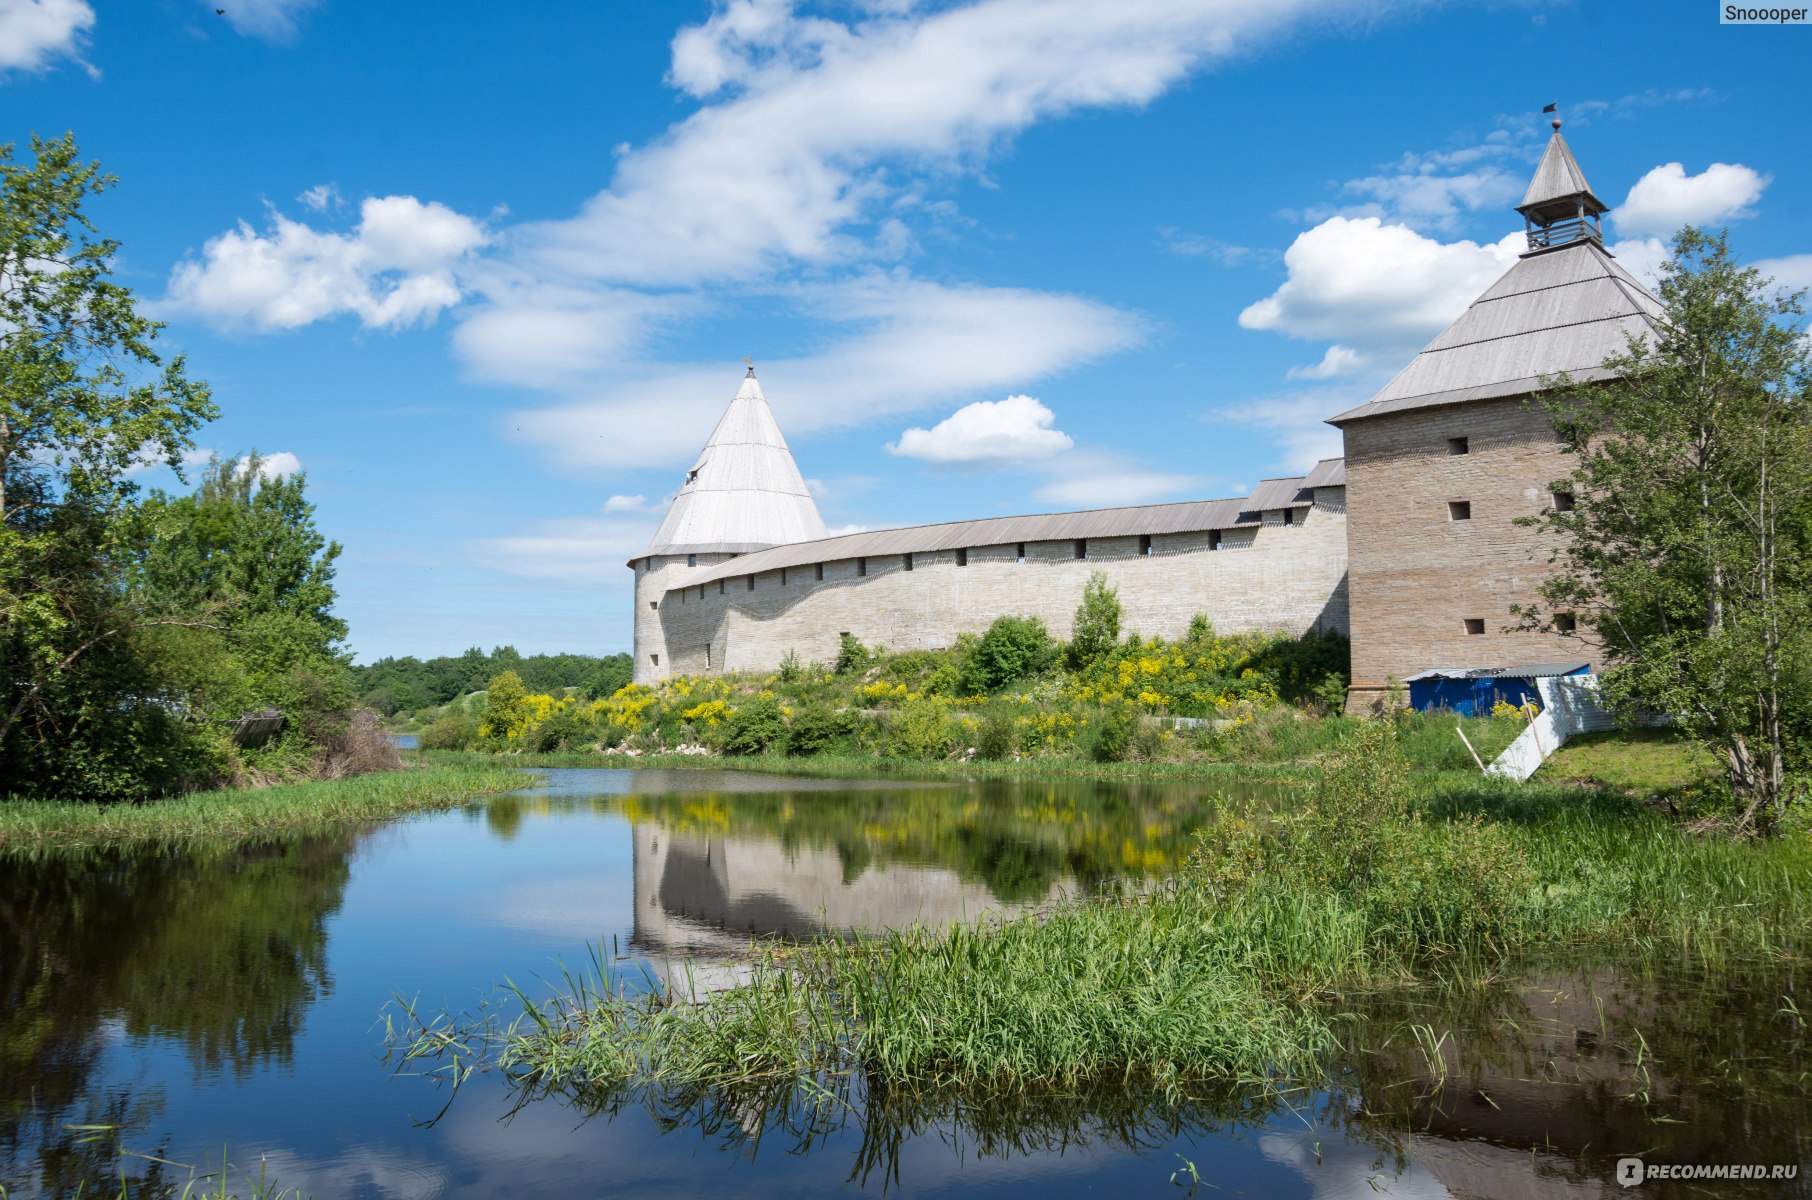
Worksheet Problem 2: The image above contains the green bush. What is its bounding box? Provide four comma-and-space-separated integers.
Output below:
961, 616, 1057, 695
1066, 572, 1122, 670
835, 633, 873, 676
529, 704, 596, 752
887, 699, 957, 759
417, 712, 477, 750
973, 702, 1021, 761
1089, 701, 1138, 762
719, 696, 788, 756
787, 703, 859, 757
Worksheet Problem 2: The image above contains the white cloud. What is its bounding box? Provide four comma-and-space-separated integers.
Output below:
1155, 227, 1262, 265
164, 195, 489, 331
237, 450, 301, 480
1756, 253, 1812, 293
1239, 216, 1522, 361
1607, 236, 1668, 290
824, 522, 870, 536
474, 516, 656, 588
1334, 165, 1521, 232
509, 275, 1144, 468
503, 0, 1374, 291
209, 0, 318, 42
1611, 162, 1769, 239
602, 493, 650, 512
1031, 456, 1202, 508
297, 182, 341, 212
0, 0, 93, 74
887, 394, 1073, 465
1285, 344, 1362, 381
1219, 386, 1356, 473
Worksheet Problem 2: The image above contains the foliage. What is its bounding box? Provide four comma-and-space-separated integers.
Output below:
1066, 571, 1122, 670
960, 615, 1057, 695
417, 711, 478, 751
786, 703, 858, 757
0, 136, 219, 798
1521, 227, 1812, 834
719, 694, 788, 756
835, 632, 873, 676
887, 698, 957, 759
477, 670, 531, 747
354, 647, 629, 714
1089, 701, 1138, 763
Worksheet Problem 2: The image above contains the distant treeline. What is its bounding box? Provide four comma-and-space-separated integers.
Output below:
353, 647, 632, 716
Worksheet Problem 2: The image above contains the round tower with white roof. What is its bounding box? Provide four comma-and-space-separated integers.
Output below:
630, 367, 828, 683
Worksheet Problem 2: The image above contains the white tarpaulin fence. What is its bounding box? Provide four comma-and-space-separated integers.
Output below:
1485, 673, 1618, 782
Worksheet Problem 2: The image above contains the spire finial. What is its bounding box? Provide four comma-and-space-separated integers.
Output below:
1543, 100, 1560, 131
743, 356, 755, 378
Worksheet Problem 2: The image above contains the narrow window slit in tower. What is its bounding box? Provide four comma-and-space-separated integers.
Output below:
815, 563, 824, 581
1555, 612, 1577, 633
857, 557, 867, 577
1448, 436, 1469, 455
1074, 539, 1087, 560
903, 553, 913, 571
957, 548, 968, 567
1016, 543, 1026, 563
1463, 618, 1485, 636
1552, 490, 1575, 512
1449, 500, 1472, 521
1139, 535, 1151, 556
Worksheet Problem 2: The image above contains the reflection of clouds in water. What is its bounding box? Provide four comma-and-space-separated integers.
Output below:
257, 1145, 447, 1200
475, 877, 629, 940
1261, 1131, 1452, 1199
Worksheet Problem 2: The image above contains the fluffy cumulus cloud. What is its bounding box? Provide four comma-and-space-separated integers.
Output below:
207, 0, 319, 42
602, 493, 650, 512
237, 450, 302, 480
1756, 254, 1812, 292
164, 195, 489, 331
887, 394, 1073, 465
0, 0, 93, 74
1239, 216, 1521, 363
1611, 162, 1769, 239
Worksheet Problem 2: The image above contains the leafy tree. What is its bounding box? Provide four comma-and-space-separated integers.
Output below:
129, 455, 354, 760
1066, 571, 1122, 670
1521, 227, 1812, 834
719, 695, 787, 756
960, 615, 1057, 694
1, 135, 218, 796
477, 670, 529, 747
580, 653, 633, 700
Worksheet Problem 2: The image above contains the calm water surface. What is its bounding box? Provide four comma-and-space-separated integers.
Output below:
2, 768, 1806, 1198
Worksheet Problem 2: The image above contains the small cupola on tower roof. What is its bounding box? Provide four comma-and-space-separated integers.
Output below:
1517, 111, 1608, 253
640, 365, 829, 558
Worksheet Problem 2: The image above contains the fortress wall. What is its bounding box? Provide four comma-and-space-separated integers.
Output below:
1341, 397, 1589, 712
644, 497, 1349, 679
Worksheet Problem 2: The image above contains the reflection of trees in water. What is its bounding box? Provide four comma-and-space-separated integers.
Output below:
597, 776, 1285, 903
0, 833, 358, 1196
1333, 957, 1812, 1196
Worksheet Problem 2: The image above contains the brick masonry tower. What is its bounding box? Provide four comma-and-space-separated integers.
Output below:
1330, 115, 1668, 713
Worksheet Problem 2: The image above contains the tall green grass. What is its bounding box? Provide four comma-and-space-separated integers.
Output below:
391, 721, 1811, 1111
0, 763, 526, 850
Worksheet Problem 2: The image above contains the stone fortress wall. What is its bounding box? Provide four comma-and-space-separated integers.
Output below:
633, 486, 1349, 682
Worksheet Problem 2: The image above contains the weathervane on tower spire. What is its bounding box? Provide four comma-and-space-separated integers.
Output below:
744, 356, 756, 378
1543, 100, 1560, 130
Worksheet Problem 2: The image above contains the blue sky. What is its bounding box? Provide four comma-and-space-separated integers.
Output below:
6, 0, 1808, 662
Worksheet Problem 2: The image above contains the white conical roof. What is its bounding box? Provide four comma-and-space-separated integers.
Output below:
641, 371, 829, 556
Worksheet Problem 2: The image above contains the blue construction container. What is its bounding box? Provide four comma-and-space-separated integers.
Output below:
1404, 662, 1589, 717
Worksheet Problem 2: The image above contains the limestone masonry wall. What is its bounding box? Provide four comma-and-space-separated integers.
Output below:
1341, 396, 1590, 713
634, 490, 1349, 682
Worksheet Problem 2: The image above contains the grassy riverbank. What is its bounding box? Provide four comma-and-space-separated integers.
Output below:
392, 723, 1810, 1106
0, 762, 527, 850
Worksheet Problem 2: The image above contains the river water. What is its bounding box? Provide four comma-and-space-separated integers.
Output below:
1, 768, 1805, 1198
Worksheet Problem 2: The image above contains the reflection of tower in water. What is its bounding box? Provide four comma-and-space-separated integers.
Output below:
629, 819, 1070, 995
